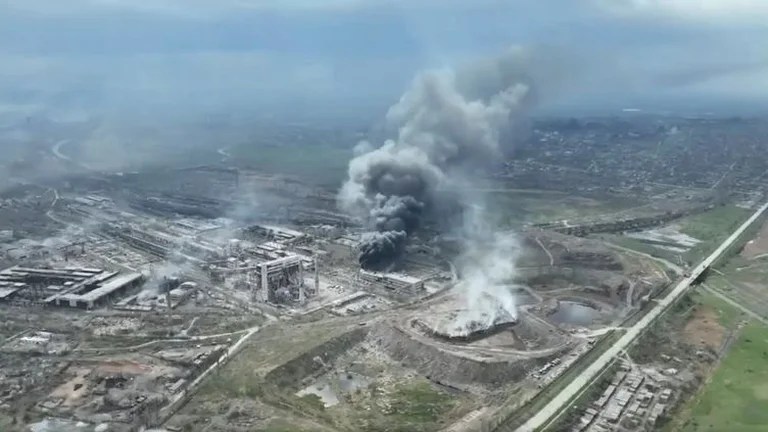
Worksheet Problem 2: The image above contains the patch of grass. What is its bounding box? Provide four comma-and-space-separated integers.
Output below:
231, 143, 351, 187
679, 206, 751, 241
490, 192, 642, 227
692, 290, 745, 328
258, 418, 317, 432
389, 382, 455, 424
354, 381, 458, 432
677, 205, 752, 264
599, 233, 681, 264
298, 394, 326, 411
196, 322, 349, 399
0, 415, 13, 431
681, 324, 768, 432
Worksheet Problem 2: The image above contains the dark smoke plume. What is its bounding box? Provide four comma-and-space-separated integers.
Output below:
339, 47, 537, 269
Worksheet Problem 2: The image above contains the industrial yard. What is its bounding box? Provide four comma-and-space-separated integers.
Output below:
0, 169, 669, 431
5, 0, 768, 430
1, 8, 768, 426
3, 104, 767, 432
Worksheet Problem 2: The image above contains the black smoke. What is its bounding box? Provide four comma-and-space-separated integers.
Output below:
339, 47, 537, 269
358, 231, 408, 270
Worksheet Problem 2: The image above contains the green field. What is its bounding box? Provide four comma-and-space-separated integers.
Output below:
693, 290, 747, 329
0, 415, 14, 431
681, 324, 768, 432
601, 205, 753, 266
332, 380, 461, 432
488, 191, 643, 227
678, 206, 752, 241
231, 143, 352, 187
260, 419, 319, 432
598, 233, 682, 264
678, 205, 752, 264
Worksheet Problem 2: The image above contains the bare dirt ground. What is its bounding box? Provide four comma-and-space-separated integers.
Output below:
96, 359, 151, 375
682, 305, 726, 349
741, 219, 768, 259
49, 367, 91, 407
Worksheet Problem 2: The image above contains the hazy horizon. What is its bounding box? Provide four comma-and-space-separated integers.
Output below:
1, 0, 768, 124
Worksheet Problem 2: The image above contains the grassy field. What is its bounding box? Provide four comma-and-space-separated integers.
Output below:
231, 142, 351, 188
488, 191, 644, 227
260, 419, 321, 432
0, 415, 16, 432
701, 272, 768, 322
177, 318, 467, 432
598, 233, 682, 264
692, 290, 746, 329
693, 212, 768, 320
196, 321, 352, 400
678, 206, 752, 241
601, 205, 753, 266
680, 323, 768, 432
334, 380, 461, 432
387, 382, 455, 424
661, 210, 768, 431
678, 205, 752, 264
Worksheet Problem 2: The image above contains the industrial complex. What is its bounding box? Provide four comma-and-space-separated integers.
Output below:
1, 52, 768, 432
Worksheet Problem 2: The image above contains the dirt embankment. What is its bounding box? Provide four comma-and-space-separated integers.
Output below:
371, 324, 554, 387
265, 327, 368, 389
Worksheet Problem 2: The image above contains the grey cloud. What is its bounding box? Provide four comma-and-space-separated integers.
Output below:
653, 60, 768, 88
339, 47, 536, 269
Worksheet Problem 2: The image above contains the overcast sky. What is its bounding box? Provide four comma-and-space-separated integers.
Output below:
1, 0, 767, 121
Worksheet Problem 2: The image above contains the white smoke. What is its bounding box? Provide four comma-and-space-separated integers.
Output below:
451, 203, 521, 333
138, 253, 193, 300
338, 47, 545, 331
338, 47, 536, 270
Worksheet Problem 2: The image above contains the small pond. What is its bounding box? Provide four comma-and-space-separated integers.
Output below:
549, 301, 600, 326
296, 372, 372, 407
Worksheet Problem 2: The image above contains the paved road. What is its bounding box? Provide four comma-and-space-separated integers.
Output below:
51, 139, 72, 162
43, 188, 69, 225
606, 242, 683, 275
535, 237, 554, 266
74, 327, 252, 353
516, 201, 768, 432
51, 138, 94, 170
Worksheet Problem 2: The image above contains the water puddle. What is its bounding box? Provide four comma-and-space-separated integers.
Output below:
297, 379, 340, 406
549, 301, 600, 326
29, 419, 98, 432
296, 371, 372, 407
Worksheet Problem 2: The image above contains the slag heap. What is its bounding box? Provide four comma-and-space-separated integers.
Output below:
441, 304, 517, 340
